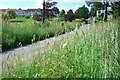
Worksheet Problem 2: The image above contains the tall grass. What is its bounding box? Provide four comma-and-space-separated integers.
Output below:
2, 19, 120, 78
0, 14, 2, 51
2, 17, 79, 51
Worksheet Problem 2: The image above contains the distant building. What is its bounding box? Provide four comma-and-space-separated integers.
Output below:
0, 9, 6, 14
0, 8, 55, 17
96, 7, 112, 19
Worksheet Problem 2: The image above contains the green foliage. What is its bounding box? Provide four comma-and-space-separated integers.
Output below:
64, 9, 75, 22
43, 0, 57, 21
87, 2, 104, 17
90, 7, 96, 17
111, 1, 120, 17
51, 18, 64, 22
25, 15, 30, 19
2, 9, 16, 21
59, 9, 65, 17
2, 19, 120, 78
44, 0, 57, 9
73, 19, 85, 24
99, 13, 104, 21
0, 14, 2, 52
75, 5, 89, 19
58, 10, 66, 21
52, 7, 60, 15
92, 2, 104, 10
2, 17, 79, 51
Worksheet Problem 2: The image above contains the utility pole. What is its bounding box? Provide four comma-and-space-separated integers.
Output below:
43, 0, 45, 23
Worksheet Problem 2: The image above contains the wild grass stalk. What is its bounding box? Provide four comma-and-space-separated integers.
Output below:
2, 19, 120, 78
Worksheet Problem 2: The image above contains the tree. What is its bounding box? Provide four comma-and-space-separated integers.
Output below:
67, 9, 73, 14
75, 5, 89, 19
64, 9, 75, 22
42, 0, 57, 23
87, 2, 104, 17
111, 1, 120, 18
59, 9, 65, 17
85, 0, 119, 21
2, 9, 16, 21
90, 7, 96, 17
52, 7, 60, 15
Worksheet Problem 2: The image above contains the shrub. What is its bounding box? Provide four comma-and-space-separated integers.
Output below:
64, 14, 75, 22
64, 9, 75, 22
2, 18, 78, 51
52, 18, 64, 22
25, 15, 30, 19
73, 19, 81, 22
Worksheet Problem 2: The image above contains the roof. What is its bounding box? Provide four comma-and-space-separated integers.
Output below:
0, 8, 54, 13
0, 9, 7, 12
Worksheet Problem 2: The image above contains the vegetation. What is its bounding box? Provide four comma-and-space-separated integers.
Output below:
43, 0, 57, 23
0, 14, 2, 52
2, 9, 16, 21
25, 15, 30, 19
75, 5, 89, 19
64, 9, 75, 22
111, 1, 120, 18
52, 7, 60, 15
2, 17, 80, 51
2, 18, 119, 78
59, 9, 65, 20
1, 0, 120, 78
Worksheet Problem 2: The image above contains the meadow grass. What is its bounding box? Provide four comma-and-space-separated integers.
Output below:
2, 17, 80, 51
2, 18, 120, 78
0, 14, 2, 51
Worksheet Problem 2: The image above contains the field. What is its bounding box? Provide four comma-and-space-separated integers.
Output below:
2, 17, 81, 51
2, 18, 120, 78
0, 14, 2, 51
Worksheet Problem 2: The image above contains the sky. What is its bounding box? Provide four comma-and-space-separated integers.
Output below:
0, 0, 90, 12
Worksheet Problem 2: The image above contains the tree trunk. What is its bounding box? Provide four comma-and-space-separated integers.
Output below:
104, 2, 107, 21
43, 0, 45, 23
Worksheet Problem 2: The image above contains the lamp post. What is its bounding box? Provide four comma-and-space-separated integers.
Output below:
43, 0, 45, 23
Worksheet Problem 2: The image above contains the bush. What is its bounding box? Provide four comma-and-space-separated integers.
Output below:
64, 9, 75, 22
52, 18, 64, 22
25, 15, 30, 19
64, 14, 75, 22
73, 19, 81, 22
2, 18, 78, 51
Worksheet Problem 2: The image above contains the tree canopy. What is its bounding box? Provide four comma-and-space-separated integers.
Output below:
64, 9, 75, 22
52, 7, 60, 15
2, 9, 16, 21
44, 0, 57, 9
42, 0, 57, 23
75, 5, 89, 19
59, 9, 65, 17
111, 1, 120, 17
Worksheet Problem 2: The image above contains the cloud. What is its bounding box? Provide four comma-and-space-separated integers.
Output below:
36, 0, 43, 8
